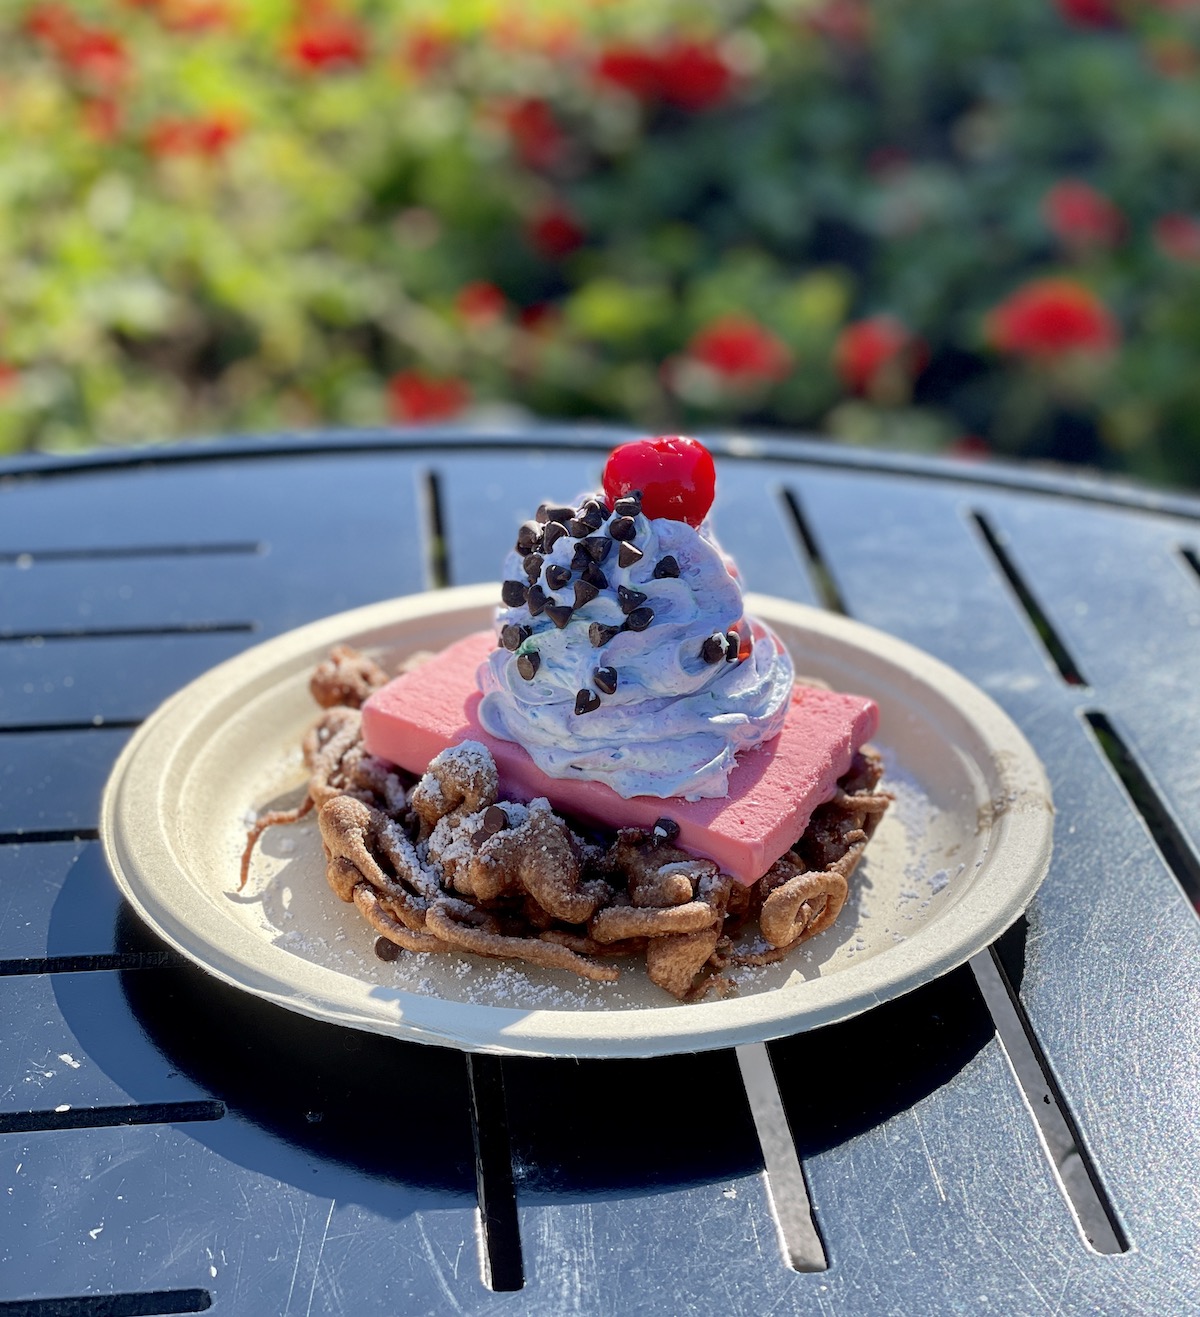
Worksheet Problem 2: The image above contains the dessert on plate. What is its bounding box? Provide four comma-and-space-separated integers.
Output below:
242, 436, 890, 999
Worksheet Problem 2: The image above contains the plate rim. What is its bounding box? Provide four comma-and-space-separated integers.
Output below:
101, 584, 1054, 1058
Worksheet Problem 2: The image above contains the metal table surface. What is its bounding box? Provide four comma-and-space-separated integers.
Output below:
1, 428, 1197, 1317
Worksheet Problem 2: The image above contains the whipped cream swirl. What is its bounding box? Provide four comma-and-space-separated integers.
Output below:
477, 504, 794, 801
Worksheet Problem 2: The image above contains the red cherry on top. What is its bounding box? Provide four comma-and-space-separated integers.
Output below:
602, 434, 716, 526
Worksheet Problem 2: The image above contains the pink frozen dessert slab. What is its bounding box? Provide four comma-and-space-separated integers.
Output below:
361, 628, 879, 884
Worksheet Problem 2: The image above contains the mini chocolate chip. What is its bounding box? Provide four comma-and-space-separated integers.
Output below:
576, 502, 604, 531
536, 502, 550, 525
625, 606, 654, 631
583, 536, 613, 564
501, 579, 527, 608
526, 584, 547, 616
501, 623, 532, 651
483, 804, 509, 834
516, 520, 542, 554
523, 552, 544, 582
545, 563, 571, 591
652, 555, 680, 579
570, 541, 591, 572
589, 622, 621, 647
545, 504, 575, 525
618, 584, 648, 614
618, 542, 643, 569
589, 498, 612, 520
374, 937, 400, 962
542, 521, 568, 551
614, 493, 642, 517
593, 665, 618, 695
609, 515, 636, 542
700, 632, 727, 663
575, 688, 602, 715
581, 562, 609, 590
516, 651, 541, 680
567, 517, 592, 537
545, 603, 574, 629
725, 629, 740, 660
573, 578, 600, 608
652, 817, 681, 845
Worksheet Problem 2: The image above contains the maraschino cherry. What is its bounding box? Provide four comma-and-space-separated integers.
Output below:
602, 435, 716, 526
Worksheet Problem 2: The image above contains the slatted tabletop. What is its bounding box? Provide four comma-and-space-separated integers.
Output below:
1, 429, 1198, 1317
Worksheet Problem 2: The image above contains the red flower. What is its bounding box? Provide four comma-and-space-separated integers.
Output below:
70, 29, 129, 91
1154, 213, 1200, 263
1055, 0, 1123, 25
834, 316, 926, 395
688, 316, 791, 382
527, 203, 585, 259
287, 11, 366, 72
501, 98, 567, 172
387, 371, 469, 424
456, 281, 507, 325
594, 45, 663, 100
1042, 181, 1125, 250
986, 279, 1119, 358
593, 37, 734, 111
24, 2, 83, 47
147, 112, 241, 158
656, 40, 734, 111
27, 7, 131, 92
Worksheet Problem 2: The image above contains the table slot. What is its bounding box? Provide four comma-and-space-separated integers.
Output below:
969, 946, 1126, 1254
0, 727, 130, 841
0, 542, 262, 565
0, 1290, 213, 1316
0, 842, 176, 972
1083, 710, 1200, 911
0, 634, 252, 730
433, 450, 606, 587
1183, 544, 1200, 583
465, 1054, 523, 1292
780, 487, 847, 614
710, 461, 823, 606
499, 1047, 799, 1307
735, 1041, 826, 1271
969, 511, 1089, 687
0, 1101, 225, 1136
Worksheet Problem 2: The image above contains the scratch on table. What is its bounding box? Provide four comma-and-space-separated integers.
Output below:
415, 1213, 466, 1314
913, 1114, 946, 1203
303, 1199, 336, 1317
283, 1199, 309, 1314
982, 1218, 1057, 1314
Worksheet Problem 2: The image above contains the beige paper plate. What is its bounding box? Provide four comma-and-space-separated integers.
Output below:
101, 585, 1053, 1058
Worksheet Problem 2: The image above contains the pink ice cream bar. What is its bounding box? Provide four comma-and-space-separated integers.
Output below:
362, 629, 879, 885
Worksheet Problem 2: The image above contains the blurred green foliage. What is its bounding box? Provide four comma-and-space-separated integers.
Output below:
2, 0, 1199, 487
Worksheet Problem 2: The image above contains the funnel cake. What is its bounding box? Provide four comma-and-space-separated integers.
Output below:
242, 437, 890, 999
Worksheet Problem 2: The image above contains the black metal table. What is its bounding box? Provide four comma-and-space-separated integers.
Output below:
2, 429, 1198, 1317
